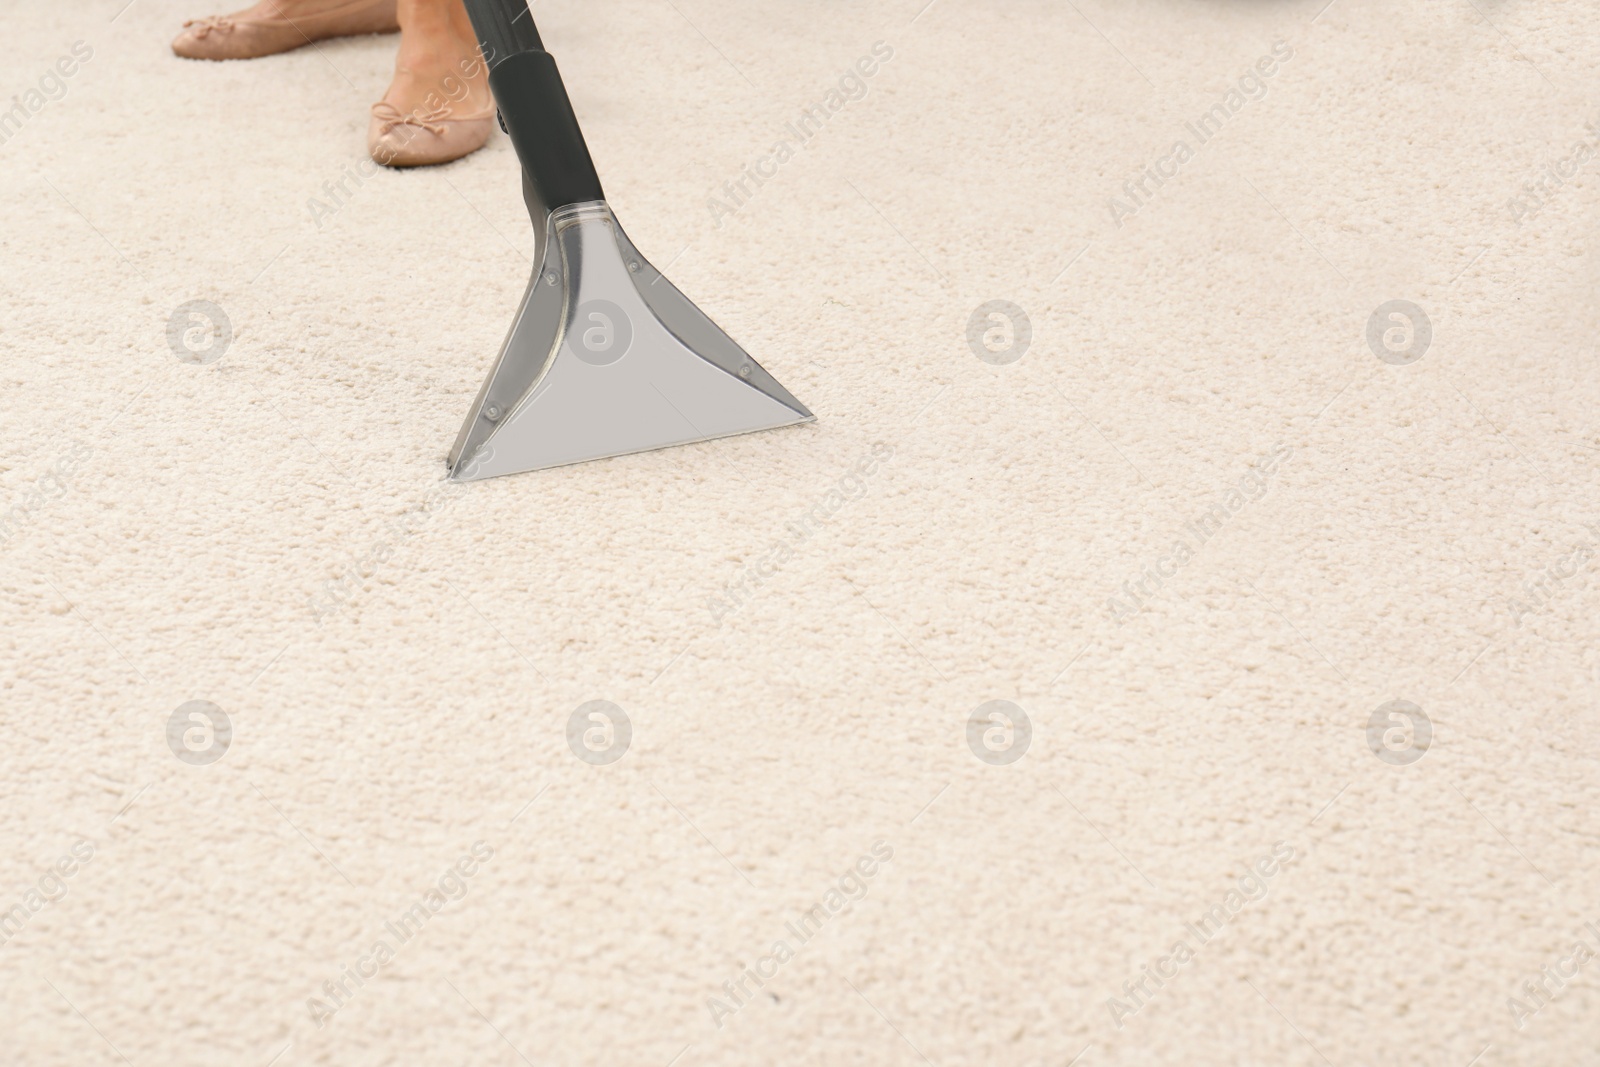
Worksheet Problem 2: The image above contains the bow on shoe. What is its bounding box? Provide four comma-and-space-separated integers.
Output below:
370, 101, 452, 138
181, 15, 236, 37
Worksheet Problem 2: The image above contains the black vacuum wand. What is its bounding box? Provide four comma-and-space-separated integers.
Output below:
446, 0, 813, 481
462, 0, 602, 217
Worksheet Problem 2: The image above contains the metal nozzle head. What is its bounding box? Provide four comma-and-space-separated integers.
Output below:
447, 202, 813, 481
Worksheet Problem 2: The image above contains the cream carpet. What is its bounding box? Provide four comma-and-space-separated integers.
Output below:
4, 0, 1599, 1063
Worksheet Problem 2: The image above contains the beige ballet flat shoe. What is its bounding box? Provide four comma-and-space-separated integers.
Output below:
172, 0, 398, 61
368, 100, 494, 168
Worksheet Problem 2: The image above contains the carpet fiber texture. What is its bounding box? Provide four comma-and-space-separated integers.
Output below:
3, 0, 1599, 1064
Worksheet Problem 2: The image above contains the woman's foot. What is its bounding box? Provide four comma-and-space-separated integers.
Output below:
367, 0, 493, 167
172, 0, 398, 60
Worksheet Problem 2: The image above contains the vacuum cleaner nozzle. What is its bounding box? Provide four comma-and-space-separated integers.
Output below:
448, 2, 813, 482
